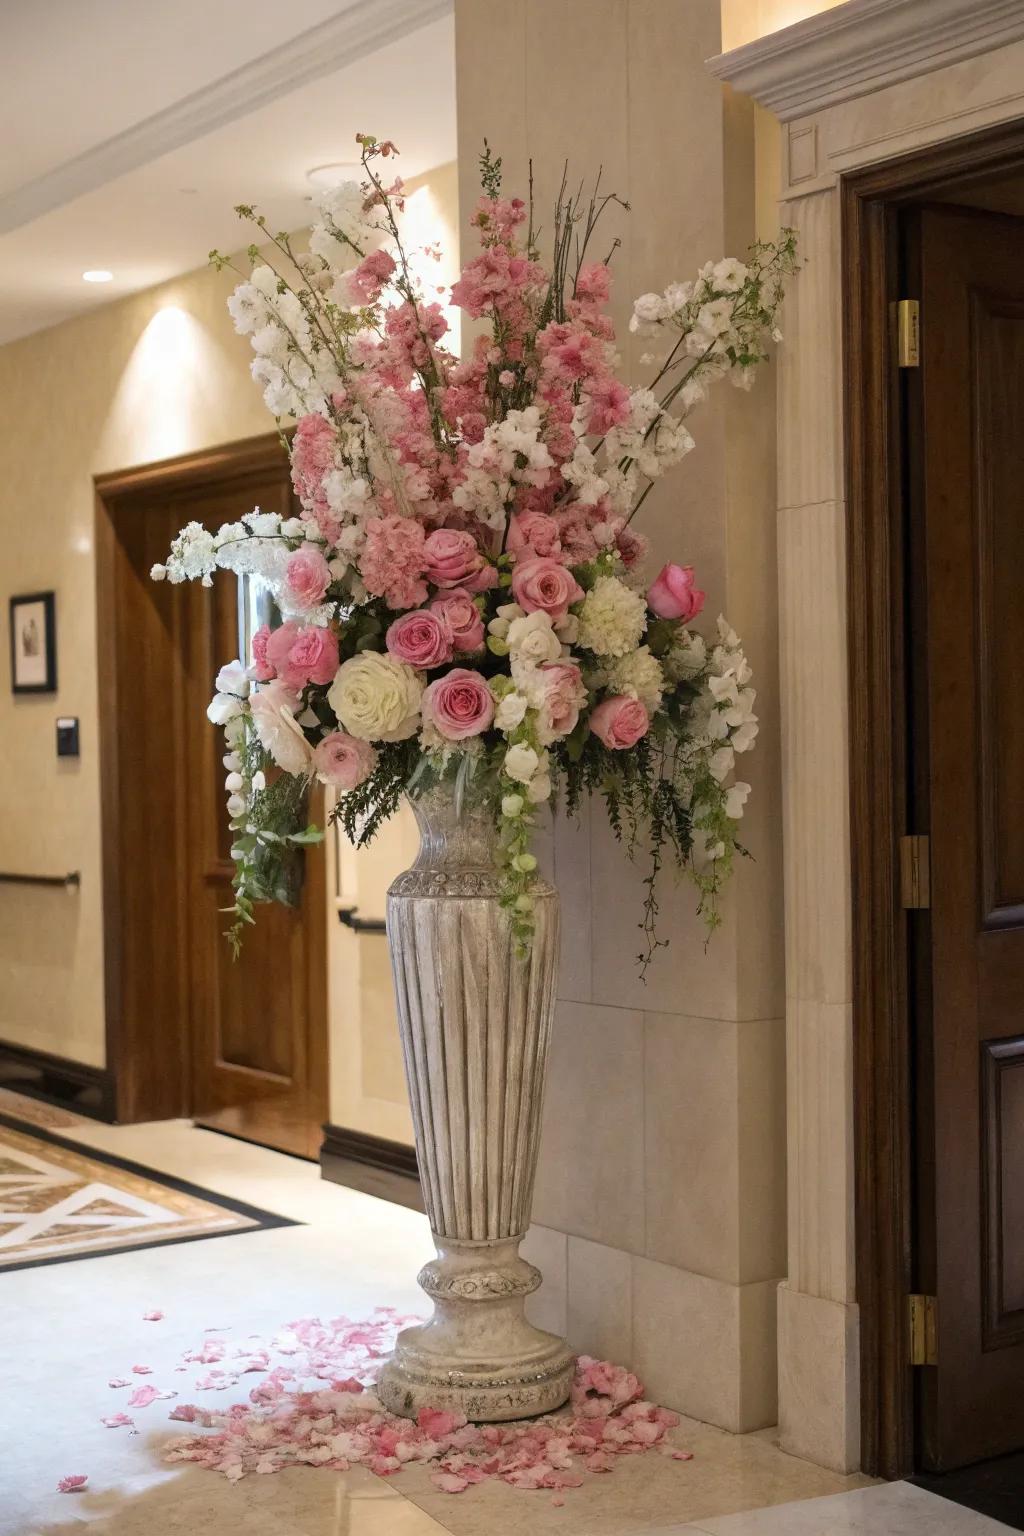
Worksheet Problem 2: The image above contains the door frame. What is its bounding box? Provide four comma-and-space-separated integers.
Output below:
844, 119, 1024, 1479
94, 431, 295, 1123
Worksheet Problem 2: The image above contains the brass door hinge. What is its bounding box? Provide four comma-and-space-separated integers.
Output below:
896, 299, 920, 367
900, 834, 930, 909
909, 1293, 937, 1365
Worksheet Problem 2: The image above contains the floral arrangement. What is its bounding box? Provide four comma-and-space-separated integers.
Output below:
154, 134, 794, 967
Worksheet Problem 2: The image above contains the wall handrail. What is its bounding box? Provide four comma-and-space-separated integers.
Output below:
0, 870, 81, 888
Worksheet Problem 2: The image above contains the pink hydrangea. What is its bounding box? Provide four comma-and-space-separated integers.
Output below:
361, 516, 428, 609
507, 511, 562, 561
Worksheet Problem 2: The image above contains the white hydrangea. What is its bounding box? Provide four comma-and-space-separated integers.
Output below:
577, 575, 648, 658
604, 645, 665, 710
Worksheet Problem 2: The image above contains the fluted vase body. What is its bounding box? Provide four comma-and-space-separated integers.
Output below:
376, 783, 574, 1422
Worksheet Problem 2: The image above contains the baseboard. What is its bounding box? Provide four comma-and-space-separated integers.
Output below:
320, 1123, 423, 1213
0, 1039, 116, 1122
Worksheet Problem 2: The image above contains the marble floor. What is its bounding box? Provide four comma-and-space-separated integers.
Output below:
2, 1108, 1015, 1536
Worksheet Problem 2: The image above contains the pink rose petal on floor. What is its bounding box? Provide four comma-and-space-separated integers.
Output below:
131, 1364, 152, 1375
108, 1378, 130, 1389
101, 1414, 134, 1429
57, 1475, 88, 1493
143, 1310, 164, 1322
127, 1385, 164, 1409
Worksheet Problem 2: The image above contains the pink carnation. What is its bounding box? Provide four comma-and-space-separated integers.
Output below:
386, 609, 454, 669
585, 375, 632, 435
507, 511, 562, 561
422, 668, 495, 741
361, 515, 428, 609
265, 621, 339, 690
251, 623, 276, 682
429, 589, 485, 653
285, 545, 332, 609
575, 263, 612, 306
314, 732, 377, 791
510, 556, 583, 621
647, 563, 705, 622
589, 695, 649, 750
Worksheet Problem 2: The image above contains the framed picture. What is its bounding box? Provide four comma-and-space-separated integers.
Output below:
9, 591, 57, 694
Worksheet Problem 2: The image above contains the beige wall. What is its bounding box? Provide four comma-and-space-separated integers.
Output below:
455, 0, 788, 1433
0, 164, 457, 1144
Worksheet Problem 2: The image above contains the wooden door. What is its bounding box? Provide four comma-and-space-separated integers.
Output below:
98, 439, 327, 1158
914, 206, 1024, 1469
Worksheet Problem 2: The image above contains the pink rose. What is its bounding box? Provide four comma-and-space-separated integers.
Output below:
251, 623, 275, 682
647, 563, 705, 622
314, 731, 377, 790
540, 661, 586, 740
265, 621, 339, 689
511, 556, 583, 621
385, 609, 454, 669
422, 667, 495, 741
429, 589, 485, 653
507, 511, 562, 561
589, 695, 650, 750
285, 544, 331, 609
423, 528, 492, 592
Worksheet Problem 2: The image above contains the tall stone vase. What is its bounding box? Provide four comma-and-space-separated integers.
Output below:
376, 782, 574, 1422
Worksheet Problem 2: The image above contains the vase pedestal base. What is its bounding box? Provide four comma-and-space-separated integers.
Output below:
376, 1235, 575, 1422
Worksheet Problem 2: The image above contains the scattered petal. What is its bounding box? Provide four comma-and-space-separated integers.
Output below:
57, 1475, 88, 1493
131, 1365, 153, 1376
143, 1310, 164, 1322
101, 1414, 134, 1429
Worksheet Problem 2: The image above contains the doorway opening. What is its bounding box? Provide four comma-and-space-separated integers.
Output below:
94, 434, 328, 1160
846, 120, 1024, 1485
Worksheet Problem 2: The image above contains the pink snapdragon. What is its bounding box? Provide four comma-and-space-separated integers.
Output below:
314, 732, 377, 791
590, 695, 650, 749
429, 589, 485, 653
265, 622, 339, 689
511, 556, 583, 621
647, 563, 705, 622
386, 609, 454, 669
422, 668, 495, 740
361, 515, 428, 609
285, 545, 332, 610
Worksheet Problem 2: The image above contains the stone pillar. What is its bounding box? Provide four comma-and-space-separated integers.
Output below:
455, 0, 788, 1433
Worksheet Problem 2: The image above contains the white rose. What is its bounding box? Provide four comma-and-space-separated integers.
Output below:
507, 611, 562, 665
207, 693, 243, 726
494, 691, 529, 732
215, 659, 250, 698
248, 689, 314, 776
504, 743, 540, 784
526, 771, 552, 803
328, 651, 424, 743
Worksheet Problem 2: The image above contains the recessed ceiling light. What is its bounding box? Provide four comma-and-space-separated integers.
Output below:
305, 162, 361, 190
82, 269, 113, 283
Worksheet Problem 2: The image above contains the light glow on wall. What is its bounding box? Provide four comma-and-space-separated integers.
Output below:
102, 303, 219, 465
398, 180, 461, 355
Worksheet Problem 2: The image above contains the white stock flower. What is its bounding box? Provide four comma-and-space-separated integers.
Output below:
226, 282, 266, 335
577, 576, 647, 658
504, 743, 540, 784
712, 257, 749, 293
243, 508, 282, 538
328, 652, 424, 743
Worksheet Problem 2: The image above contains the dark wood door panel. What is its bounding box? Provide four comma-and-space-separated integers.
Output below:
917, 206, 1024, 1469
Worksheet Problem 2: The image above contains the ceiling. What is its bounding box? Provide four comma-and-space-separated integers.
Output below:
0, 0, 456, 344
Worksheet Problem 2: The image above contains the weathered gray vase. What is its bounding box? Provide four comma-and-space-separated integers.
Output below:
376, 783, 574, 1422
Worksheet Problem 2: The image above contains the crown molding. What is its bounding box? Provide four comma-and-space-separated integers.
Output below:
707, 0, 1024, 122
0, 0, 452, 236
